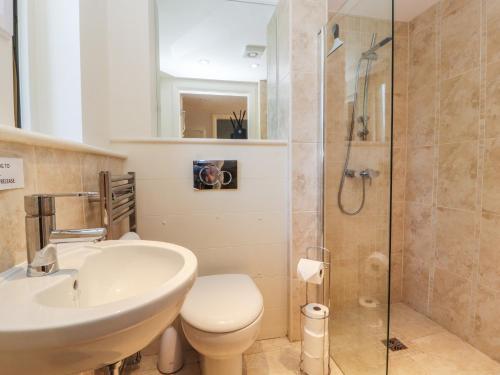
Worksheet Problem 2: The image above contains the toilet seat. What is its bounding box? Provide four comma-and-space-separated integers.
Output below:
181, 274, 264, 375
181, 274, 263, 333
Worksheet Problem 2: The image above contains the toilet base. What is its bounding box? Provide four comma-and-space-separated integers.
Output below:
200, 354, 242, 375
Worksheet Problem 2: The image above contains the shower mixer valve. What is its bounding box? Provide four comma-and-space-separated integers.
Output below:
344, 169, 356, 178
344, 168, 380, 185
360, 168, 380, 185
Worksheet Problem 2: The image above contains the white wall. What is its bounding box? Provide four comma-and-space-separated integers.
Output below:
16, 0, 157, 145
107, 0, 158, 139
18, 0, 82, 142
0, 0, 13, 36
159, 72, 175, 137
111, 140, 289, 339
79, 0, 109, 148
0, 35, 14, 127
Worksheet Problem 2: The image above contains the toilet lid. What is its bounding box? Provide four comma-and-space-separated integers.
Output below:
181, 274, 263, 333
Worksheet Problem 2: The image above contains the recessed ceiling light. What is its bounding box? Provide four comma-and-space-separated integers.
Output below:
250, 63, 260, 69
243, 45, 266, 59
198, 59, 210, 65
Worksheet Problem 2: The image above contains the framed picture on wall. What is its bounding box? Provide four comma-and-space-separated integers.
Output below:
0, 0, 13, 38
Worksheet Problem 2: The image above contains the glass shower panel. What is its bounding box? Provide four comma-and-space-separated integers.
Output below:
322, 0, 393, 374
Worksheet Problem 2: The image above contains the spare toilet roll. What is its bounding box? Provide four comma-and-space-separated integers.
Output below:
364, 251, 389, 277
304, 303, 329, 335
303, 351, 329, 375
303, 328, 328, 358
297, 259, 325, 285
120, 232, 141, 240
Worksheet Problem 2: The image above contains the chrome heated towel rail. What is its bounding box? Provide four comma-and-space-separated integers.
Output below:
99, 171, 137, 239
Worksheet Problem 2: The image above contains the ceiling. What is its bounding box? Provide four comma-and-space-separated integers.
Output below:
328, 0, 440, 22
157, 0, 277, 82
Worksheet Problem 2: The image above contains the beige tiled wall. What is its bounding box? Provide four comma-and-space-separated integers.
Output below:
0, 140, 125, 273
268, 0, 322, 340
401, 0, 500, 361
286, 0, 328, 341
323, 9, 394, 312
392, 21, 409, 303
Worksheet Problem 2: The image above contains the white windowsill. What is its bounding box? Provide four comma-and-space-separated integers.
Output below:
0, 125, 128, 159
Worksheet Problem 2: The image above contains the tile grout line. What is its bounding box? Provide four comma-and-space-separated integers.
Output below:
399, 21, 410, 304
427, 0, 442, 317
469, 0, 489, 344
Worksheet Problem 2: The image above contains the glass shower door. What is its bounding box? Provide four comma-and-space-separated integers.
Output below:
322, 1, 394, 374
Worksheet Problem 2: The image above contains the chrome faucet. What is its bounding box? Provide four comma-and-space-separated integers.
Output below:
24, 193, 107, 277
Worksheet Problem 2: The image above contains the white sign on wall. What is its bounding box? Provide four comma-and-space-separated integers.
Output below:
0, 0, 13, 38
0, 158, 24, 190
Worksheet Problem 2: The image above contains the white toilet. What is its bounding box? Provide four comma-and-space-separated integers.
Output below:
180, 274, 264, 375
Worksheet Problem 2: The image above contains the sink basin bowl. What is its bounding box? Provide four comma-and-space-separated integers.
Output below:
0, 240, 197, 375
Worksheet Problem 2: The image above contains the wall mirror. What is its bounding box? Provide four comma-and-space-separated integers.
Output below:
3, 0, 280, 143
157, 0, 277, 140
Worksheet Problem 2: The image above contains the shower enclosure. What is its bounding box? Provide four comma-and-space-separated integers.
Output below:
321, 0, 393, 373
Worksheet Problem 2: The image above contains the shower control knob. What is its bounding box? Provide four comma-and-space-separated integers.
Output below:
344, 169, 356, 178
360, 169, 380, 186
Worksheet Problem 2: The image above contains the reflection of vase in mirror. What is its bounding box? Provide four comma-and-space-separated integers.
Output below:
232, 127, 247, 140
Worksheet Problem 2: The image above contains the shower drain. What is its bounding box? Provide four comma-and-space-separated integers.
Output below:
382, 338, 408, 351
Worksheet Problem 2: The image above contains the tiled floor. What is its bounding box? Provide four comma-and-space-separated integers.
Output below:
388, 303, 500, 375
332, 302, 500, 375
127, 303, 500, 375
127, 337, 342, 375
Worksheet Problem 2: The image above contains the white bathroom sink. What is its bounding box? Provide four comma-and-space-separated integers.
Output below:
0, 240, 197, 375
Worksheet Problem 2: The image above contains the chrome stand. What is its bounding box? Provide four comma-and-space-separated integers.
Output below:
299, 246, 332, 375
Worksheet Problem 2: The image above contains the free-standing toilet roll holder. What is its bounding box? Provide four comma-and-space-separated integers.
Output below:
299, 246, 332, 375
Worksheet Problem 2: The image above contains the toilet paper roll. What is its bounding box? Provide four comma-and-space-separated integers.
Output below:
120, 232, 141, 240
297, 259, 325, 285
302, 351, 329, 375
303, 303, 329, 335
303, 328, 328, 358
364, 251, 389, 277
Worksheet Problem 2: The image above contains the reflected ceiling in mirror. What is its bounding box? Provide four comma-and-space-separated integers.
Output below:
157, 0, 276, 82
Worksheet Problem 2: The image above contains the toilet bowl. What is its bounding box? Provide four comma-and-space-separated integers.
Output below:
180, 274, 263, 375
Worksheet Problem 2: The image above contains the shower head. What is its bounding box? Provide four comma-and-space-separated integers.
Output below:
327, 24, 344, 56
361, 36, 392, 60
